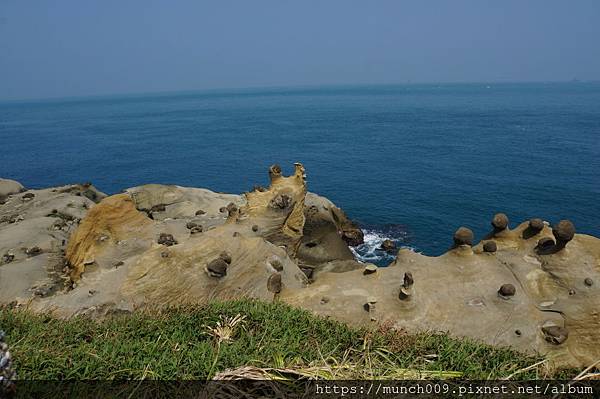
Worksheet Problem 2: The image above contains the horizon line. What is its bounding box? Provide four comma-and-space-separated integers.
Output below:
1, 78, 598, 104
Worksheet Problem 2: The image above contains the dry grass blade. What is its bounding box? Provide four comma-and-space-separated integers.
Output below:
502, 358, 547, 380
572, 359, 600, 381
213, 364, 462, 381
205, 314, 247, 345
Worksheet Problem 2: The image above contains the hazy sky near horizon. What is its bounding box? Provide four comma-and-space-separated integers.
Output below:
1, 0, 599, 100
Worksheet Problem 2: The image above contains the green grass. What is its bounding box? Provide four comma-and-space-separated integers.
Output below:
0, 300, 572, 380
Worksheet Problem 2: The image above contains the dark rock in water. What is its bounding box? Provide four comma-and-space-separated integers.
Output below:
453, 227, 474, 247
157, 233, 177, 246
492, 213, 509, 231
380, 239, 396, 253
542, 326, 569, 345
536, 237, 555, 250
252, 224, 259, 232
195, 209, 206, 216
552, 220, 575, 247
270, 259, 283, 271
207, 258, 228, 277
483, 241, 497, 253
498, 284, 516, 298
341, 228, 364, 247
267, 273, 282, 293
403, 272, 414, 288
25, 247, 42, 257
190, 226, 203, 235
219, 251, 232, 264
269, 194, 293, 210
584, 278, 593, 287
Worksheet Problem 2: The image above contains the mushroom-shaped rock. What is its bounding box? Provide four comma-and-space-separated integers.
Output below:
2, 253, 15, 264
226, 202, 238, 214
206, 258, 228, 278
453, 227, 474, 247
363, 296, 377, 312
398, 287, 411, 301
529, 218, 544, 232
380, 239, 396, 253
483, 241, 497, 253
158, 233, 177, 246
269, 164, 282, 181
363, 264, 378, 275
403, 272, 414, 288
584, 278, 593, 287
552, 220, 575, 247
267, 273, 282, 293
542, 326, 569, 345
491, 213, 509, 231
219, 251, 232, 264
498, 284, 516, 298
22, 192, 35, 201
25, 246, 42, 256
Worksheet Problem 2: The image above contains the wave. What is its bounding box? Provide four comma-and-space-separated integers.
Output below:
350, 224, 414, 266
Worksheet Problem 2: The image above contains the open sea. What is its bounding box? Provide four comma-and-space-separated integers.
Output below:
1, 83, 599, 263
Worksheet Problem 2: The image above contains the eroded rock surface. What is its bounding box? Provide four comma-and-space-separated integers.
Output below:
1, 170, 599, 369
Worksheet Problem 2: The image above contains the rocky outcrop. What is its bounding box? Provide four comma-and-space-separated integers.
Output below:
0, 183, 106, 303
1, 171, 599, 370
0, 178, 24, 202
283, 217, 600, 369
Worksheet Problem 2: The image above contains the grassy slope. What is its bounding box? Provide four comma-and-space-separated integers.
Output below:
0, 300, 572, 380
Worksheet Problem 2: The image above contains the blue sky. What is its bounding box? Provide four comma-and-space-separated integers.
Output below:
1, 0, 599, 100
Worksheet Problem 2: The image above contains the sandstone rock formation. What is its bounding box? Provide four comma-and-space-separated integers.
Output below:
1, 167, 599, 370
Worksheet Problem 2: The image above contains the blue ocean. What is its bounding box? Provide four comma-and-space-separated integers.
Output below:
1, 83, 599, 262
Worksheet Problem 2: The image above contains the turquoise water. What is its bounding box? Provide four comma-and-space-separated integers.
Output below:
1, 83, 599, 260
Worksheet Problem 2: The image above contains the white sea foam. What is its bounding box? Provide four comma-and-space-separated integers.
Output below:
350, 228, 413, 265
